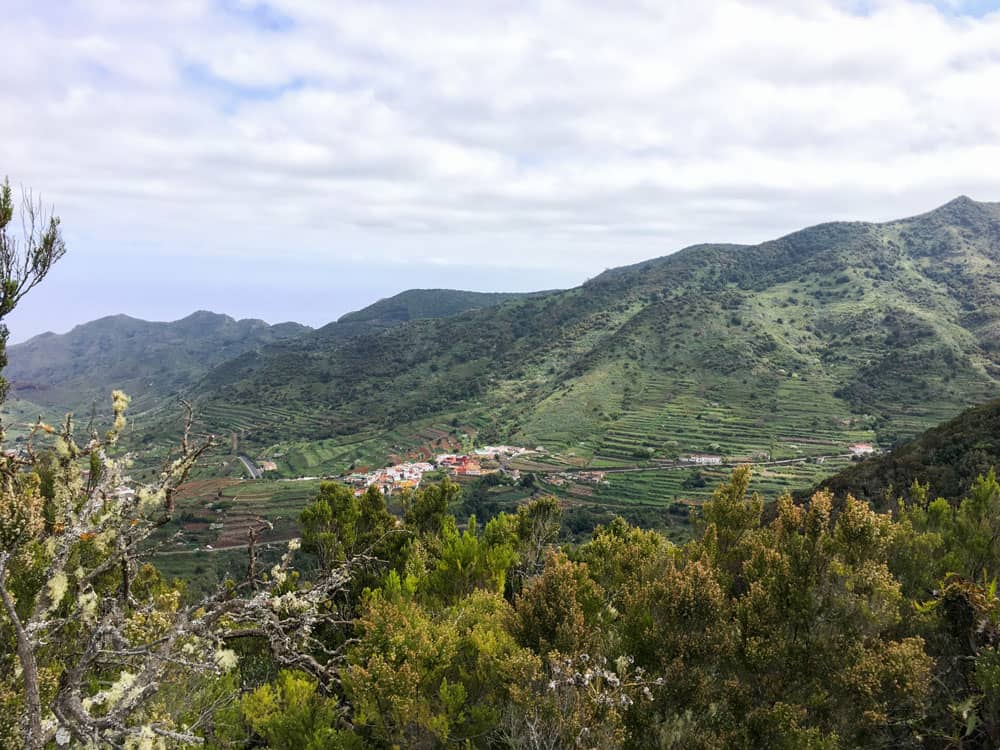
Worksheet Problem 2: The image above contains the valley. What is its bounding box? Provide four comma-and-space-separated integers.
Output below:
137, 197, 1000, 516
5, 196, 1000, 534
9, 4, 1000, 744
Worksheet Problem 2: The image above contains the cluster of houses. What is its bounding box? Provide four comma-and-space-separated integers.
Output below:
340, 445, 534, 496
436, 446, 533, 475
343, 461, 436, 496
575, 470, 608, 484
683, 454, 724, 466
473, 445, 533, 460
328, 439, 885, 498
435, 454, 485, 477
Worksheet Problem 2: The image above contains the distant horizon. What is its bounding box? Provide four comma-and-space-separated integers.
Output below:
4, 256, 585, 344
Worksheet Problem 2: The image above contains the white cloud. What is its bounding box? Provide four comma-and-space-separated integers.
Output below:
2, 0, 1000, 336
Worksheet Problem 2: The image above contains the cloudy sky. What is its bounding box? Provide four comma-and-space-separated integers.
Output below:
3, 0, 1000, 341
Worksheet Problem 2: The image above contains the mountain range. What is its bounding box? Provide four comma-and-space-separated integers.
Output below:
4, 311, 311, 416
2, 291, 538, 439
6, 196, 1000, 502
171, 196, 1000, 479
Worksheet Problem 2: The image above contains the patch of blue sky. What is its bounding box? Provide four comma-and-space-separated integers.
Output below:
922, 0, 1000, 16
845, 0, 1000, 17
180, 62, 305, 111
216, 0, 295, 32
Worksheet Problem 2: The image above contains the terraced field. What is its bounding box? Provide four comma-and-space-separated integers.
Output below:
588, 457, 855, 507
152, 477, 325, 557
122, 198, 1000, 515
574, 370, 877, 469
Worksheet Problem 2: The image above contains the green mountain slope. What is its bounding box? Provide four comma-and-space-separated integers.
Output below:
5, 311, 312, 416
154, 197, 999, 490
817, 396, 1000, 506
5, 290, 535, 421
309, 288, 551, 347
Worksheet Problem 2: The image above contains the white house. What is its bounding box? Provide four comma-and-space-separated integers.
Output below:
849, 443, 876, 457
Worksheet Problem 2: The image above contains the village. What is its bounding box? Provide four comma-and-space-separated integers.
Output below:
339, 445, 534, 496
334, 440, 880, 496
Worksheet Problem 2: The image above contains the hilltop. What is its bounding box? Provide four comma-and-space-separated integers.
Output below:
151, 196, 1000, 503
310, 288, 553, 347
4, 311, 312, 417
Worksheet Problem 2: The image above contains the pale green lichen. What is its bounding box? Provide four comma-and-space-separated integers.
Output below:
92, 529, 117, 553
46, 572, 68, 613
53, 436, 71, 459
107, 391, 131, 442
78, 590, 99, 624
136, 486, 165, 514
86, 670, 137, 711
214, 648, 239, 671
270, 591, 309, 615
124, 725, 164, 750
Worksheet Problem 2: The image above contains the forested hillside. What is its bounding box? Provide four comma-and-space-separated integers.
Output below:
162, 197, 1000, 481
818, 396, 1000, 506
4, 290, 535, 432
5, 311, 311, 415
331, 288, 551, 339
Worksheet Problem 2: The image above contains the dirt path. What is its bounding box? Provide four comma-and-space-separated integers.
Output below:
155, 537, 297, 556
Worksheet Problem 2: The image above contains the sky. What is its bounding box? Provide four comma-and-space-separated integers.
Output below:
3, 0, 1000, 341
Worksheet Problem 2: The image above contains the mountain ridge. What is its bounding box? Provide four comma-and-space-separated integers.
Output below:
152, 196, 1000, 492
18, 310, 307, 343
2, 289, 548, 430
4, 312, 314, 416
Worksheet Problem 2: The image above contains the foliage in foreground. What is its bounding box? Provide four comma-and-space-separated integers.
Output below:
9, 458, 1000, 748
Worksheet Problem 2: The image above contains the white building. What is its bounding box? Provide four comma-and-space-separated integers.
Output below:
687, 454, 723, 465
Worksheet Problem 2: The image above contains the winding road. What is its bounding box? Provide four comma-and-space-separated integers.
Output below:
237, 454, 262, 479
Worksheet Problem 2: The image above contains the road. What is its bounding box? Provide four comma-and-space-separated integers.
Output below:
156, 537, 297, 556
237, 454, 262, 479
538, 454, 855, 477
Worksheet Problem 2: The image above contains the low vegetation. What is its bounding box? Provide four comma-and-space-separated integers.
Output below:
10, 437, 1000, 747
